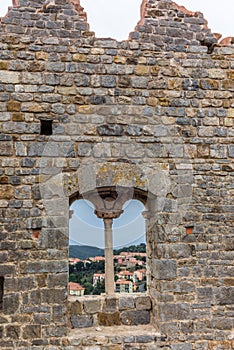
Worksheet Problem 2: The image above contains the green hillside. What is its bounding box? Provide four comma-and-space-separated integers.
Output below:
69, 245, 104, 260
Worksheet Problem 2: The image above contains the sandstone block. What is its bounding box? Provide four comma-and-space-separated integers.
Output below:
0, 185, 13, 199
73, 54, 87, 62
134, 65, 149, 76
98, 311, 121, 326
0, 71, 20, 84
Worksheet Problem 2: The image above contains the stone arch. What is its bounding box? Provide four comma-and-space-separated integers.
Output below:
69, 185, 150, 294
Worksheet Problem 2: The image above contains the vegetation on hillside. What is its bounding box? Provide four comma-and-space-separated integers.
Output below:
113, 243, 146, 255
69, 245, 104, 259
69, 260, 105, 295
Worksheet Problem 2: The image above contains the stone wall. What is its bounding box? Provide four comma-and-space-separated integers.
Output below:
68, 294, 152, 328
0, 0, 233, 349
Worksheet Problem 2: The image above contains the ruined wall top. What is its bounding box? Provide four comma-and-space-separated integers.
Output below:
2, 0, 231, 53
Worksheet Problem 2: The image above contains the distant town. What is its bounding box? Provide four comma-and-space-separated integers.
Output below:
69, 243, 147, 296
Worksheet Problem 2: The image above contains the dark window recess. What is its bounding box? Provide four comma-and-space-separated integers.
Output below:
40, 120, 53, 135
0, 277, 4, 310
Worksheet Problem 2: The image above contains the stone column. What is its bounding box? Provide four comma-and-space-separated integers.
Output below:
95, 210, 123, 295
103, 217, 115, 295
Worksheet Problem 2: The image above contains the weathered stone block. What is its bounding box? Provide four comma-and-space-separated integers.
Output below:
0, 252, 7, 263
0, 185, 13, 199
78, 142, 92, 156
83, 299, 101, 314
33, 313, 50, 325
3, 293, 19, 315
101, 75, 116, 87
126, 125, 142, 136
210, 145, 227, 159
171, 344, 192, 350
197, 287, 213, 302
5, 325, 20, 339
152, 260, 177, 280
215, 287, 234, 305
121, 310, 150, 325
0, 71, 20, 84
102, 297, 118, 312
97, 124, 123, 136
135, 296, 152, 310
177, 303, 190, 320
168, 244, 192, 259
0, 141, 13, 156
69, 300, 83, 315
70, 315, 93, 328
159, 304, 177, 322
0, 265, 16, 275
98, 311, 121, 326
119, 296, 134, 311
47, 273, 67, 288
228, 145, 234, 158
131, 77, 148, 88
23, 325, 41, 339
41, 288, 66, 304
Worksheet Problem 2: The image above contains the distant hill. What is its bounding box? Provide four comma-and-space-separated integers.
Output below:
69, 245, 104, 260
114, 243, 146, 255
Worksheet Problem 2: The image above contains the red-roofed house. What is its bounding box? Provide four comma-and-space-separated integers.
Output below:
116, 270, 133, 281
68, 282, 85, 297
93, 273, 105, 286
115, 279, 136, 293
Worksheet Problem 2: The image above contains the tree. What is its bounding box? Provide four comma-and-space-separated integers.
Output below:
93, 280, 105, 295
83, 282, 93, 295
69, 273, 77, 282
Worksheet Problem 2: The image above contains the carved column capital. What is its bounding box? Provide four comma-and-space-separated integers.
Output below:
95, 209, 123, 220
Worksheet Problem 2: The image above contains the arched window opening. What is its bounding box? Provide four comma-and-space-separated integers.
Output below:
69, 190, 147, 296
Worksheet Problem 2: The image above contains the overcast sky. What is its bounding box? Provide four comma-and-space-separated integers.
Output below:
70, 199, 146, 248
0, 1, 233, 40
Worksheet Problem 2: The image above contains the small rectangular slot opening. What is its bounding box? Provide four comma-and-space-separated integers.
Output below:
40, 120, 53, 135
0, 276, 4, 310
